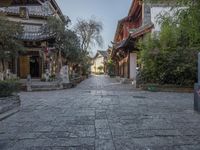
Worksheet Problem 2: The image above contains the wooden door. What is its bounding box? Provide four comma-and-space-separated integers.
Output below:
19, 56, 30, 78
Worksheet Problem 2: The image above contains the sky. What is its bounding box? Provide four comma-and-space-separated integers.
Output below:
56, 0, 132, 55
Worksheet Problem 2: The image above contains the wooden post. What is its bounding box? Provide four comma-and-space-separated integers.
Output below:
15, 55, 18, 75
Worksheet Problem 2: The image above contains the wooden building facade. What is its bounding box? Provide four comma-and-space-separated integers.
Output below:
111, 0, 160, 80
0, 0, 64, 78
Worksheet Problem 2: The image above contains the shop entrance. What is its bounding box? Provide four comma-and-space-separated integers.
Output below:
30, 56, 39, 78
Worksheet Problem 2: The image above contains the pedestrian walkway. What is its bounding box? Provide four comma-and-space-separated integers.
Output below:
0, 75, 200, 150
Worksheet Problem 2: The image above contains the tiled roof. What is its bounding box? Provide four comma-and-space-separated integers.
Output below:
18, 31, 55, 41
114, 39, 128, 50
9, 0, 45, 5
0, 5, 52, 17
97, 50, 108, 58
17, 24, 55, 41
129, 22, 154, 38
112, 37, 135, 56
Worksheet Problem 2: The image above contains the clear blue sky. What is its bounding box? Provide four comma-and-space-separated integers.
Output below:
56, 0, 132, 55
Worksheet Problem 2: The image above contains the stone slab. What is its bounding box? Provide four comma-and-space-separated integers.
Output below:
0, 95, 20, 121
0, 75, 200, 149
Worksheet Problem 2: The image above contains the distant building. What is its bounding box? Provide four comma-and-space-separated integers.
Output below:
91, 50, 108, 74
111, 0, 174, 80
0, 0, 65, 79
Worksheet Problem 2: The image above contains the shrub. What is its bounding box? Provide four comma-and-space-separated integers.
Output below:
137, 5, 200, 87
0, 80, 20, 97
107, 59, 115, 76
50, 74, 56, 80
97, 66, 104, 72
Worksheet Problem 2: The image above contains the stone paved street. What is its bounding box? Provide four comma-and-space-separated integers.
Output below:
1, 75, 200, 150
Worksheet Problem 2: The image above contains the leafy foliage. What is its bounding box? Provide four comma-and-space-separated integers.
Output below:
97, 66, 104, 72
46, 16, 94, 75
62, 30, 82, 63
46, 16, 82, 64
0, 16, 24, 71
46, 16, 70, 54
138, 1, 200, 86
74, 18, 104, 75
107, 59, 115, 76
74, 18, 103, 53
0, 80, 20, 97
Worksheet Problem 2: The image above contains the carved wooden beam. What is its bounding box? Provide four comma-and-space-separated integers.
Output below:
0, 0, 12, 7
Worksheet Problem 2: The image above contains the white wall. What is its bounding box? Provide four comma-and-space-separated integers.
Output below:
150, 7, 184, 32
129, 53, 137, 80
91, 56, 104, 73
150, 7, 171, 32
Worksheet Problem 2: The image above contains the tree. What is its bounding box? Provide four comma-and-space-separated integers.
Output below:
74, 18, 103, 53
45, 16, 87, 76
138, 0, 200, 86
74, 18, 103, 75
107, 59, 115, 76
46, 16, 80, 62
0, 16, 24, 72
45, 16, 71, 55
62, 29, 82, 64
98, 66, 104, 72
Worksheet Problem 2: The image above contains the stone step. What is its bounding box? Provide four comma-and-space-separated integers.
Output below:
0, 95, 20, 105
0, 95, 20, 120
31, 84, 59, 88
0, 102, 19, 114
30, 82, 61, 91
120, 78, 133, 84
0, 107, 19, 121
31, 87, 61, 91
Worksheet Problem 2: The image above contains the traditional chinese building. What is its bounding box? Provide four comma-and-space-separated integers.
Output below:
0, 0, 65, 78
91, 50, 108, 74
111, 0, 172, 81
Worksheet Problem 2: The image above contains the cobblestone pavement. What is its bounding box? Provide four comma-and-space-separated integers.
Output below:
1, 75, 200, 150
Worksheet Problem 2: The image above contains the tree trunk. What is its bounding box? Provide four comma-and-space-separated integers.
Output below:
1, 59, 5, 72
59, 50, 62, 68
